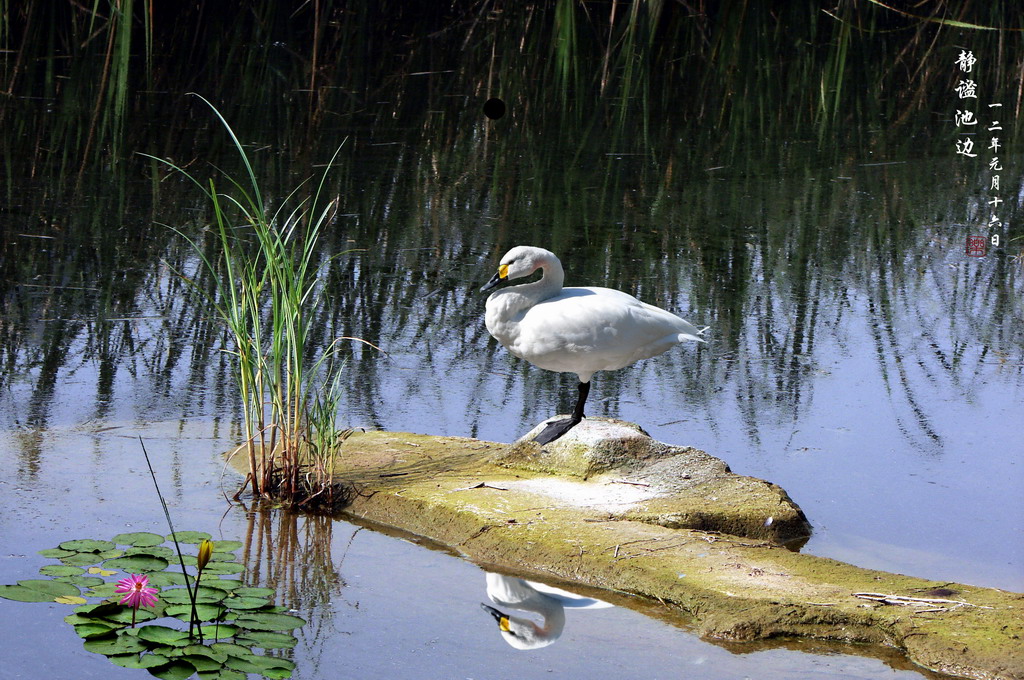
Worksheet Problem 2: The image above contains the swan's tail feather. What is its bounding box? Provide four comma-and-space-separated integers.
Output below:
677, 324, 708, 344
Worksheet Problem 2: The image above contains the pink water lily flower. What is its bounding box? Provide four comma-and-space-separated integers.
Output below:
115, 573, 159, 609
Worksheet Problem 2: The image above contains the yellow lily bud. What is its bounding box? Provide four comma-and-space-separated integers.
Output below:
197, 539, 214, 571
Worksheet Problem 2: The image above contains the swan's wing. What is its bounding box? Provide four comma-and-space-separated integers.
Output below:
526, 580, 614, 609
510, 287, 700, 373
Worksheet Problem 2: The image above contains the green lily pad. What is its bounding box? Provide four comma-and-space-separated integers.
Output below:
54, 575, 105, 588
112, 532, 166, 547
233, 612, 305, 631
84, 582, 120, 598
198, 623, 238, 639
0, 584, 58, 602
225, 596, 270, 610
231, 587, 275, 599
200, 579, 241, 592
211, 540, 243, 552
102, 606, 160, 625
124, 545, 176, 559
180, 644, 229, 663
108, 652, 171, 669
222, 653, 261, 674
149, 659, 198, 680
167, 531, 212, 544
237, 630, 298, 649
39, 564, 85, 577
60, 552, 107, 567
225, 653, 294, 677
74, 622, 120, 639
159, 587, 225, 605
178, 654, 222, 672
196, 669, 247, 680
103, 554, 170, 572
75, 601, 123, 617
2, 579, 82, 602
137, 624, 192, 647
83, 632, 147, 655
147, 571, 189, 587
202, 561, 245, 575
210, 642, 252, 658
60, 539, 116, 553
38, 547, 75, 559
164, 603, 224, 621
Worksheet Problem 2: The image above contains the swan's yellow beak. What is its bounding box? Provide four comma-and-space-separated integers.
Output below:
480, 264, 509, 292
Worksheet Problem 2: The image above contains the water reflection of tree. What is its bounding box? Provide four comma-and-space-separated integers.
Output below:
239, 506, 359, 661
1, 3, 1022, 451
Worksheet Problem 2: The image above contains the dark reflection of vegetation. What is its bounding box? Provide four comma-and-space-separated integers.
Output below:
0, 1, 1021, 451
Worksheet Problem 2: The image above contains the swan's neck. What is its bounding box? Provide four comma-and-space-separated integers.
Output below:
488, 261, 564, 321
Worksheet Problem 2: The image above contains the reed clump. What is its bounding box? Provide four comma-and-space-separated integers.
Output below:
150, 96, 373, 507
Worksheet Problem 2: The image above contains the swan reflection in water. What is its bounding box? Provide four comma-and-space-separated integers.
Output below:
480, 572, 613, 649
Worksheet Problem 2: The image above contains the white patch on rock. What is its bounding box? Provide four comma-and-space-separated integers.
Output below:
509, 477, 662, 511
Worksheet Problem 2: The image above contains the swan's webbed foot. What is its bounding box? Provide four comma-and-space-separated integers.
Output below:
533, 415, 583, 445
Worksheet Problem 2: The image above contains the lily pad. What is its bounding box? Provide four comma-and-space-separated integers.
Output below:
211, 540, 243, 552
149, 659, 197, 680
108, 652, 171, 669
55, 595, 88, 605
88, 566, 118, 576
159, 587, 225, 605
74, 621, 120, 639
112, 532, 166, 547
225, 653, 294, 677
60, 552, 108, 567
200, 579, 241, 592
75, 601, 123, 618
202, 561, 245, 575
198, 623, 239, 639
196, 670, 247, 680
232, 612, 305, 631
103, 554, 170, 572
236, 630, 298, 649
55, 575, 105, 588
39, 564, 84, 577
101, 606, 160, 625
167, 531, 212, 544
59, 539, 116, 553
178, 654, 222, 672
83, 632, 148, 655
137, 625, 192, 647
180, 644, 229, 664
124, 545, 176, 559
210, 642, 252, 658
224, 596, 270, 610
231, 587, 275, 599
38, 548, 75, 559
0, 579, 82, 602
84, 582, 121, 598
164, 603, 223, 622
147, 571, 189, 587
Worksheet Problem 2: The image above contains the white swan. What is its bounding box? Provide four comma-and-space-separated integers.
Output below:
480, 572, 612, 650
481, 246, 706, 444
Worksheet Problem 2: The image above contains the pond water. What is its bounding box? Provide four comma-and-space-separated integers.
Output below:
2, 4, 1022, 679
0, 421, 945, 679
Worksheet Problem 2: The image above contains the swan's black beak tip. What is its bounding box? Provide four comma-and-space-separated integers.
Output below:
480, 271, 504, 292
480, 603, 510, 631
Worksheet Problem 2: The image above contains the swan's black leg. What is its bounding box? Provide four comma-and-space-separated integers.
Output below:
534, 380, 590, 445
